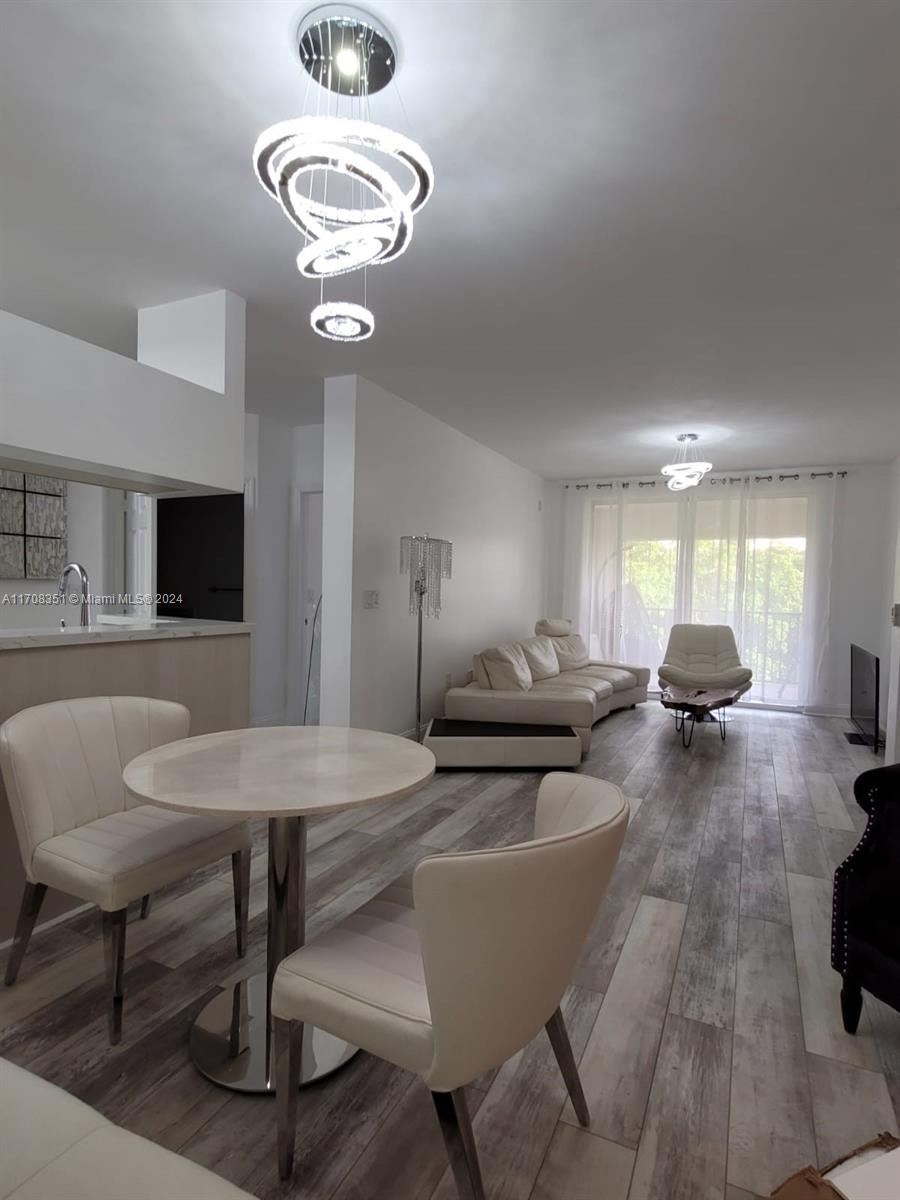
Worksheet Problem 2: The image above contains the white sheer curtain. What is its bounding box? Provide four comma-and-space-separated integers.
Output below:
561, 475, 843, 708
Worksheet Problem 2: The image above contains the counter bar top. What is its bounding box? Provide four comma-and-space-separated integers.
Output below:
0, 618, 253, 651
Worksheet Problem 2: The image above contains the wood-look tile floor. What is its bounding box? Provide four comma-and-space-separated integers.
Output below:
2, 706, 898, 1199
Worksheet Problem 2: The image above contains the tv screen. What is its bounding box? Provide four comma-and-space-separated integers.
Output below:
850, 643, 879, 751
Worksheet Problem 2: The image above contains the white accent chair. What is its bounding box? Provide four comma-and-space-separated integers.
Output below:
271, 772, 629, 1197
0, 697, 252, 1043
657, 623, 753, 696
0, 1057, 253, 1199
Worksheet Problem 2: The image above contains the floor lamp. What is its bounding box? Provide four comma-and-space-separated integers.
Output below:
400, 534, 453, 742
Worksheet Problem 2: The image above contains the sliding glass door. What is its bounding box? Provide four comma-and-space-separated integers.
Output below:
584, 484, 810, 705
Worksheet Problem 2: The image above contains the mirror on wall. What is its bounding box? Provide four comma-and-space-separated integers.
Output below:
0, 476, 126, 631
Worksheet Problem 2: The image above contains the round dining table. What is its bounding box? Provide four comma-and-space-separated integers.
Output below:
124, 725, 435, 1094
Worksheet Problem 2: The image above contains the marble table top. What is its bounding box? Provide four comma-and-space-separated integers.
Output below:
124, 725, 436, 818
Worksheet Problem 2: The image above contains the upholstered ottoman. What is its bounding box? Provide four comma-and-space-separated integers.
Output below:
423, 718, 582, 769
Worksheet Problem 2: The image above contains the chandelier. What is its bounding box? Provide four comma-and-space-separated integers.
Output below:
661, 433, 713, 491
253, 5, 433, 342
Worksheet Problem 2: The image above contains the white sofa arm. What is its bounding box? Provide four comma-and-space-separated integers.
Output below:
590, 660, 651, 688
444, 683, 595, 729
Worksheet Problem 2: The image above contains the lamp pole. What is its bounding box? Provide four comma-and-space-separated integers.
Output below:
414, 574, 426, 742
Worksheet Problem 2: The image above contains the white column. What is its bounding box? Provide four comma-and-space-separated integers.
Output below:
133, 290, 247, 613
137, 291, 246, 400
884, 457, 900, 763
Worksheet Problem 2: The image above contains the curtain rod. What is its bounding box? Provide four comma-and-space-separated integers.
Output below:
563, 469, 848, 491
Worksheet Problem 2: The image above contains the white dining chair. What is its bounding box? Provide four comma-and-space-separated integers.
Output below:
271, 771, 629, 1199
0, 696, 252, 1043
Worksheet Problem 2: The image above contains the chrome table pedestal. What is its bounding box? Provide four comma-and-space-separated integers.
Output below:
190, 816, 357, 1094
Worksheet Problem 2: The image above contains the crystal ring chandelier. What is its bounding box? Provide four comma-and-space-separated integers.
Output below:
661, 433, 713, 491
252, 5, 433, 342
310, 300, 374, 341
253, 118, 433, 278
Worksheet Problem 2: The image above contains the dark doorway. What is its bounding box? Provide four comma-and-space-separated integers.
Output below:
156, 494, 244, 621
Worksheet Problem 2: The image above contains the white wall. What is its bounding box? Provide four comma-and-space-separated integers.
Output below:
1, 309, 244, 493
287, 424, 324, 723
824, 465, 894, 718
320, 379, 357, 727
321, 376, 546, 735
244, 414, 325, 727
246, 413, 293, 725
0, 481, 113, 629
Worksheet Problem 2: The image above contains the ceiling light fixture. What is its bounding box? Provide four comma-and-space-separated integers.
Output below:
661, 433, 713, 491
334, 46, 360, 76
253, 4, 432, 342
310, 300, 374, 341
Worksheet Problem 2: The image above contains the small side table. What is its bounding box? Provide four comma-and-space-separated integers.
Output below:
660, 687, 740, 747
124, 726, 434, 1094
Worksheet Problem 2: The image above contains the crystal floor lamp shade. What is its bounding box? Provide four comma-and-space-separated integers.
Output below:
400, 535, 452, 618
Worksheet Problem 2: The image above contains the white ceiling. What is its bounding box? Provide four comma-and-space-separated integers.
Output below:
2, 0, 898, 478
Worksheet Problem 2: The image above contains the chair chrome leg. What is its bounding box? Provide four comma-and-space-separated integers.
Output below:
101, 908, 127, 1045
546, 1007, 590, 1126
274, 1016, 302, 1180
232, 847, 251, 959
4, 882, 47, 986
140, 894, 152, 919
431, 1088, 485, 1200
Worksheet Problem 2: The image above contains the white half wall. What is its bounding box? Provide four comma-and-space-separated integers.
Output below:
1, 308, 244, 493
321, 375, 546, 734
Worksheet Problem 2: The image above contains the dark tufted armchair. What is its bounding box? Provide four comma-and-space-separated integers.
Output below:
831, 761, 900, 1032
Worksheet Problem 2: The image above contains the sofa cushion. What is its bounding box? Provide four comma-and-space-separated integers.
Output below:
480, 643, 532, 692
580, 665, 637, 693
519, 636, 560, 682
538, 672, 613, 702
535, 618, 574, 637
551, 633, 590, 672
472, 654, 491, 689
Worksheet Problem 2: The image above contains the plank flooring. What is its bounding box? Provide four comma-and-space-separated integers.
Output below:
2, 705, 898, 1199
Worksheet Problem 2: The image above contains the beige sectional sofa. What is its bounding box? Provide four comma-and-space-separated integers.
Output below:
444, 619, 650, 753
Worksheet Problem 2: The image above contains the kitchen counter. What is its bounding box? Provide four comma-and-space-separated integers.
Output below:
0, 617, 254, 651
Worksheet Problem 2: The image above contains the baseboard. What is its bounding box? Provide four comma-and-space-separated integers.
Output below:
0, 900, 93, 954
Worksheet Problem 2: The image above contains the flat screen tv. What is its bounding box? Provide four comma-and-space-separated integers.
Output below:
849, 643, 880, 752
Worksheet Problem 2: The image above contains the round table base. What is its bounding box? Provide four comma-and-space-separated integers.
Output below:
190, 972, 358, 1094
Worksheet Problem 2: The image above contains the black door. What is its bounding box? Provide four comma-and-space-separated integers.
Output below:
156, 494, 244, 621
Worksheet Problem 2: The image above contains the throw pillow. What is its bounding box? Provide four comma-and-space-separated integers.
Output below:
480, 643, 533, 691
553, 633, 590, 672
520, 635, 561, 681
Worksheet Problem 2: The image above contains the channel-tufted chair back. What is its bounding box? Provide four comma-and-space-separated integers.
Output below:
0, 696, 190, 875
413, 771, 628, 1091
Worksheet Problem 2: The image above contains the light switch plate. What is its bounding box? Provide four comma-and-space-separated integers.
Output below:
363, 590, 380, 609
